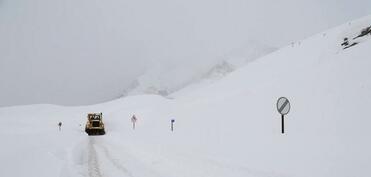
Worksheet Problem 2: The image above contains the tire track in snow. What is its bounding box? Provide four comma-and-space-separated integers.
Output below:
88, 137, 135, 177
88, 138, 103, 177
95, 143, 134, 177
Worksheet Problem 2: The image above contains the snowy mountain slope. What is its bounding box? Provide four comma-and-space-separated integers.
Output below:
1, 15, 371, 177
1, 0, 371, 107
124, 41, 276, 97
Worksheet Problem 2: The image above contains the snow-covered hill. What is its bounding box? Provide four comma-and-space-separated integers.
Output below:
1, 0, 371, 107
124, 41, 276, 97
1, 15, 371, 177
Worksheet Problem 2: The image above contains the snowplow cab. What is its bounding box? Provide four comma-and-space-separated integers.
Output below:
85, 113, 106, 135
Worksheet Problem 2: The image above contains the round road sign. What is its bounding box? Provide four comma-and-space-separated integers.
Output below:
277, 97, 290, 115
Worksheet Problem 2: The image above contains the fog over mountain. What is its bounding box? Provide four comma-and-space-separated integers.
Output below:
0, 0, 370, 107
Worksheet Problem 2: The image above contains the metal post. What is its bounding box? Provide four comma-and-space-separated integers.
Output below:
171, 123, 173, 131
281, 114, 284, 134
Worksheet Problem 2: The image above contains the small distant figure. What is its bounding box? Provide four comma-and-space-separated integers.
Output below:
341, 38, 349, 47
341, 37, 358, 49
131, 115, 137, 130
58, 122, 62, 131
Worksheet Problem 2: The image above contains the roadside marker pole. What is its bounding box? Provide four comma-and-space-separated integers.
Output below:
281, 114, 284, 134
171, 119, 175, 131
58, 122, 62, 131
131, 115, 137, 130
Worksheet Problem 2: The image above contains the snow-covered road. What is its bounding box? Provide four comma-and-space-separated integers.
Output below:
88, 137, 136, 177
88, 138, 103, 177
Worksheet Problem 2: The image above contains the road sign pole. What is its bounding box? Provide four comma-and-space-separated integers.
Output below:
281, 114, 284, 134
277, 97, 290, 134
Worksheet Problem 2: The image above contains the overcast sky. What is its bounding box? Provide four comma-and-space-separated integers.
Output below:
0, 0, 370, 107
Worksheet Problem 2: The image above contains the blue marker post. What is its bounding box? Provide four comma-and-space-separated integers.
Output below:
171, 119, 175, 131
58, 122, 62, 131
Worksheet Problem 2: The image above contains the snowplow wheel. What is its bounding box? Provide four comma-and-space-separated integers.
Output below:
100, 130, 105, 135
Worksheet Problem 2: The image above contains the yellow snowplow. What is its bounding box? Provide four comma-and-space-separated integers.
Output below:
85, 113, 106, 135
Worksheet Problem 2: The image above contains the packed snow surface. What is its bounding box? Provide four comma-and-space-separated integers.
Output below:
1, 16, 371, 177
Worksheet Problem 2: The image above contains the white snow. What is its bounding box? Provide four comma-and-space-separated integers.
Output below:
1, 15, 371, 177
